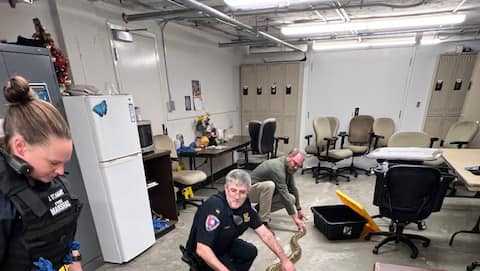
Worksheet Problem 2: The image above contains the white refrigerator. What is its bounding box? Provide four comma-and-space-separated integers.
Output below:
63, 95, 155, 263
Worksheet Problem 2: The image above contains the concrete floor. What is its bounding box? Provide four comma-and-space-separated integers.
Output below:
97, 158, 480, 271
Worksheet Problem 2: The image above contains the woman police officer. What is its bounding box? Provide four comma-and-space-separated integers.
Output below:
0, 76, 83, 271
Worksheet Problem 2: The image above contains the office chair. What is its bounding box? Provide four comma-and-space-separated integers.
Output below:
303, 116, 339, 175
154, 135, 207, 209
425, 121, 479, 169
367, 165, 453, 259
313, 117, 353, 185
179, 245, 200, 271
431, 120, 479, 149
387, 131, 434, 148
371, 117, 395, 149
339, 115, 374, 177
245, 118, 288, 166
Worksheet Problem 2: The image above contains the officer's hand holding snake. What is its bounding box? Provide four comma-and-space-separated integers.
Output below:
266, 229, 306, 271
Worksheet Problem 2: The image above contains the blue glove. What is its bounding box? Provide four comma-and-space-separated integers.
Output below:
33, 257, 54, 271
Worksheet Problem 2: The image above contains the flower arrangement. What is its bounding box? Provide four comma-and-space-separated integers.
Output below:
194, 113, 217, 147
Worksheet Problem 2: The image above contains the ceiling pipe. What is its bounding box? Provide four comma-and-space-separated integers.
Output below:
122, 0, 433, 22
175, 0, 307, 53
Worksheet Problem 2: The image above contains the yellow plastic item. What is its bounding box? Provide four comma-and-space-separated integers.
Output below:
58, 265, 69, 271
182, 186, 194, 199
335, 190, 380, 237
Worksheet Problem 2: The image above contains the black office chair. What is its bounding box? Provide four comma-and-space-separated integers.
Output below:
179, 245, 201, 271
366, 165, 453, 259
243, 118, 288, 167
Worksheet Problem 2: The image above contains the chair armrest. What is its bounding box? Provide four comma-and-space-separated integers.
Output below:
449, 141, 469, 148
371, 134, 384, 150
430, 137, 443, 148
430, 137, 440, 148
273, 136, 290, 158
276, 136, 290, 144
304, 134, 313, 145
338, 131, 348, 149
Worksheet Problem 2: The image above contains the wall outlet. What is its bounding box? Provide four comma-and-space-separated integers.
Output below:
167, 100, 175, 112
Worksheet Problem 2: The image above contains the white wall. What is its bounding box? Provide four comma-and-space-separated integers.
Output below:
52, 0, 242, 143
299, 41, 480, 148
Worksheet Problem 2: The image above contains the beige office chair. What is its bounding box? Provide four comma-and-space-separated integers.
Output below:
313, 117, 353, 185
303, 116, 339, 175
388, 131, 432, 148
371, 117, 395, 149
425, 121, 479, 167
339, 115, 374, 177
154, 135, 207, 209
433, 121, 479, 149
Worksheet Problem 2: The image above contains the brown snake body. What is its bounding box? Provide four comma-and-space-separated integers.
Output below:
266, 230, 306, 271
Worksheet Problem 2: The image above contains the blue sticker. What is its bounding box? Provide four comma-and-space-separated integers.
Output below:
93, 100, 107, 117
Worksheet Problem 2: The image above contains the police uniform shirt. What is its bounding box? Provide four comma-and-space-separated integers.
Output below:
186, 192, 262, 256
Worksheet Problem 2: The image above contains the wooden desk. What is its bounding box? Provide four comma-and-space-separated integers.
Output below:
442, 148, 480, 271
142, 149, 177, 238
178, 135, 250, 186
441, 148, 480, 191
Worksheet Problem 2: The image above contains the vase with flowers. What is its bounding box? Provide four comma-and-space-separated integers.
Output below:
194, 113, 217, 148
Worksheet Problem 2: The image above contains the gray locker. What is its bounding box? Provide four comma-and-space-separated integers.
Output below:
240, 63, 303, 153
424, 53, 477, 139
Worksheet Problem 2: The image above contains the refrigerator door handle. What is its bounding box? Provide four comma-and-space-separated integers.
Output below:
99, 153, 142, 167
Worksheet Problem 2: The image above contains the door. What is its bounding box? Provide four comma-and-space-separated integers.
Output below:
112, 31, 165, 136
99, 153, 155, 262
86, 95, 141, 162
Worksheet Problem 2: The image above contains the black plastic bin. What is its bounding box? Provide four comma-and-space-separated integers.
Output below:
311, 205, 367, 240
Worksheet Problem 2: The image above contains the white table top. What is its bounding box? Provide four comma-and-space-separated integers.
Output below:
442, 148, 480, 191
367, 147, 443, 161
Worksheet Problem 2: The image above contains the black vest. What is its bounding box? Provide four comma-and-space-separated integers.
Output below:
0, 157, 82, 271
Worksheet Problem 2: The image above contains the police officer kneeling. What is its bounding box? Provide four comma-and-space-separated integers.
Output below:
185, 169, 297, 271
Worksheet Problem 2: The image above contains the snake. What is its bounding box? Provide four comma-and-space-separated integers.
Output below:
266, 229, 306, 271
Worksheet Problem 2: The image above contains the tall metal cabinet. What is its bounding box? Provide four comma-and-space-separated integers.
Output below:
240, 63, 303, 154
424, 53, 477, 139
0, 44, 103, 271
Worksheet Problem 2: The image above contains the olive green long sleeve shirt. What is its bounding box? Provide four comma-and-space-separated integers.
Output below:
250, 157, 301, 215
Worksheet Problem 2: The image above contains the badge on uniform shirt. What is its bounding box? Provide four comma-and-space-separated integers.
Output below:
243, 212, 250, 223
205, 215, 220, 232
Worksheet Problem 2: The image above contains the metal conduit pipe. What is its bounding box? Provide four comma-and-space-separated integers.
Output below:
175, 0, 307, 53
123, 0, 431, 22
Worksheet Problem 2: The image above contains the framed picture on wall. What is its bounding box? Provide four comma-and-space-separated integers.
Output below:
29, 82, 51, 102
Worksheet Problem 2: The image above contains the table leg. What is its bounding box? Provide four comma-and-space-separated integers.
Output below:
450, 215, 480, 246
210, 157, 215, 189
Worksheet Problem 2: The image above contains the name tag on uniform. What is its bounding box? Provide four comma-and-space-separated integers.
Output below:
49, 198, 71, 216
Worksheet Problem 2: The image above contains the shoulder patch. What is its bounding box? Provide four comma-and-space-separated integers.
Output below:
205, 214, 220, 232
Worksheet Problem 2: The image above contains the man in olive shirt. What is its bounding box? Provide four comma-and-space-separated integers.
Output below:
248, 149, 306, 231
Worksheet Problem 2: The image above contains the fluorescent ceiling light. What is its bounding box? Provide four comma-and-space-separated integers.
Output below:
224, 0, 322, 10
420, 34, 443, 45
282, 14, 466, 36
312, 37, 416, 51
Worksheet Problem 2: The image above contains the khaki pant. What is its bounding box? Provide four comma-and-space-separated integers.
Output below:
248, 181, 296, 223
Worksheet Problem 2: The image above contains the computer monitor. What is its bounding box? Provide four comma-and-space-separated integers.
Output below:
29, 82, 51, 103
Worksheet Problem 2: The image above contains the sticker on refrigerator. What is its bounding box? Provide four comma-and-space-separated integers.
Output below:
128, 103, 136, 123
92, 100, 108, 117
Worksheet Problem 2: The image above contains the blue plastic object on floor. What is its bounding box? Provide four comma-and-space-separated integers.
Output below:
153, 217, 170, 231
33, 257, 54, 271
